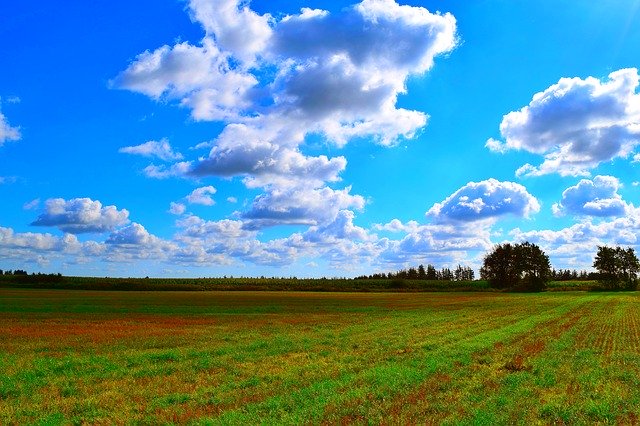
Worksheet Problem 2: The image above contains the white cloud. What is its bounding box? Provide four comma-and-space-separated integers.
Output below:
168, 202, 186, 215
113, 40, 257, 121
187, 0, 272, 64
552, 175, 630, 217
374, 219, 420, 233
116, 0, 457, 193
226, 196, 237, 203
119, 138, 183, 161
510, 209, 640, 269
143, 161, 192, 179
266, 0, 456, 145
489, 68, 640, 177
189, 123, 347, 186
427, 178, 540, 223
186, 186, 217, 206
241, 185, 365, 229
0, 227, 81, 253
0, 109, 21, 146
106, 223, 158, 245
376, 221, 492, 267
303, 210, 372, 243
31, 198, 130, 234
23, 198, 40, 210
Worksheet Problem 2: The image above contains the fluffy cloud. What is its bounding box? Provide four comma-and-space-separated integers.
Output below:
552, 175, 630, 217
119, 139, 183, 161
267, 0, 456, 144
0, 227, 82, 253
31, 198, 130, 234
168, 202, 186, 215
488, 68, 640, 177
303, 210, 372, 243
373, 220, 492, 268
186, 186, 217, 205
189, 122, 347, 186
187, 0, 272, 64
510, 209, 640, 269
113, 40, 257, 121
427, 179, 540, 223
241, 186, 365, 229
0, 109, 21, 146
106, 223, 159, 245
0, 227, 88, 265
116, 0, 457, 193
143, 161, 192, 179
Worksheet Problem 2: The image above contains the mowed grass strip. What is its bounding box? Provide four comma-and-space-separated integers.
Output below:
1, 289, 639, 424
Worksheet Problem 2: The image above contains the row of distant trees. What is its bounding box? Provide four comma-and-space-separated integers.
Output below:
0, 269, 28, 276
359, 243, 639, 292
480, 242, 639, 292
357, 264, 474, 281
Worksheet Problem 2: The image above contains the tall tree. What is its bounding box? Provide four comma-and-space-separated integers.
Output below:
480, 242, 551, 291
594, 246, 639, 290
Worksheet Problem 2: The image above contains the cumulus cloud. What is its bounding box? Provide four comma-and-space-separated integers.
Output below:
168, 202, 186, 215
427, 179, 540, 223
374, 219, 421, 233
241, 185, 365, 229
119, 138, 183, 161
188, 122, 347, 187
510, 209, 640, 269
552, 175, 630, 217
112, 39, 257, 121
0, 109, 21, 146
106, 223, 158, 245
0, 227, 82, 253
488, 68, 640, 177
31, 198, 130, 234
186, 185, 217, 205
115, 0, 457, 192
187, 0, 272, 64
303, 210, 372, 243
143, 161, 192, 179
374, 220, 492, 268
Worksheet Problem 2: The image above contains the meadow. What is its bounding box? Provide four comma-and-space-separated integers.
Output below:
1, 289, 639, 424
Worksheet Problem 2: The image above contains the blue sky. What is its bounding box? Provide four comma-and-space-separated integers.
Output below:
1, 0, 640, 277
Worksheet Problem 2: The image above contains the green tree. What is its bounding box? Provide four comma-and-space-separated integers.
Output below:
480, 242, 551, 292
417, 264, 426, 279
426, 265, 437, 280
593, 246, 640, 290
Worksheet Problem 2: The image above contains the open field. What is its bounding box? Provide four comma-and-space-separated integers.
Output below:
2, 289, 640, 424
0, 275, 492, 292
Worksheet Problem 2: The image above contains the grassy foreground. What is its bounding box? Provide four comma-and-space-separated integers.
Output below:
1, 289, 639, 424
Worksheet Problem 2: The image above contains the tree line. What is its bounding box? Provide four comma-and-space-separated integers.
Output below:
356, 264, 474, 281
359, 243, 640, 292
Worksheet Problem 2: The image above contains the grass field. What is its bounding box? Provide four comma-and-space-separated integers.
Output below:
2, 289, 639, 424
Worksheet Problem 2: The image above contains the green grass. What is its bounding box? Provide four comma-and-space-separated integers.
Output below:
1, 289, 639, 424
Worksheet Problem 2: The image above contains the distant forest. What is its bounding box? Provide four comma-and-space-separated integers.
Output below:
356, 265, 598, 282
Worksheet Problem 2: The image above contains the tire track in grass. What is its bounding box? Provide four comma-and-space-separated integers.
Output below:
381, 295, 597, 424
150, 296, 554, 423
533, 294, 640, 424
195, 295, 591, 424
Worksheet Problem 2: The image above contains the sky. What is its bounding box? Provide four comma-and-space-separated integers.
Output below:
1, 0, 640, 278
